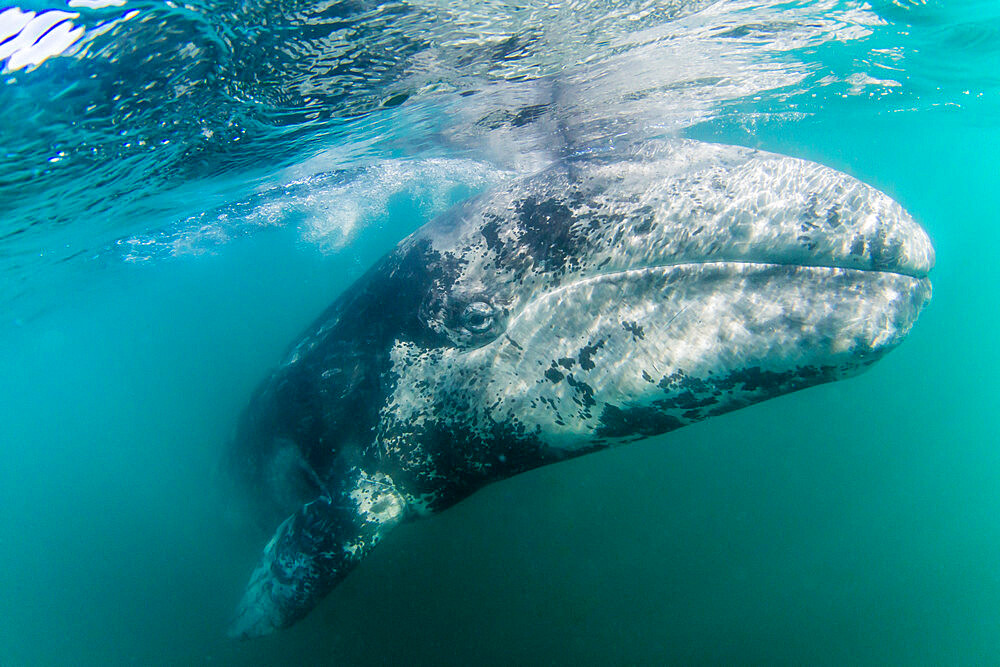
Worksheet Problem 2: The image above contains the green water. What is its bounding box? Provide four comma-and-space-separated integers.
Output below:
1, 1, 999, 664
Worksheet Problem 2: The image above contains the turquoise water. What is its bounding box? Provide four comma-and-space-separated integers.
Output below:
1, 0, 999, 664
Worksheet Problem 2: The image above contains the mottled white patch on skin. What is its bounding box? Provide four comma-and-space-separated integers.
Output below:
350, 472, 406, 524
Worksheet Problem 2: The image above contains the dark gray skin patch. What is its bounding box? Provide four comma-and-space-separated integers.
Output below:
511, 103, 550, 128
597, 363, 843, 441
850, 236, 866, 257
826, 205, 842, 228
380, 413, 577, 513
578, 339, 605, 371
565, 374, 596, 416
622, 320, 645, 340
705, 365, 840, 416
713, 365, 802, 392
869, 226, 905, 272
479, 191, 588, 279
595, 405, 685, 438
558, 357, 576, 369
504, 335, 524, 351
658, 389, 718, 410
658, 370, 714, 395
544, 364, 565, 383
663, 365, 838, 397
514, 195, 587, 272
802, 192, 823, 231
799, 194, 830, 250
631, 205, 656, 234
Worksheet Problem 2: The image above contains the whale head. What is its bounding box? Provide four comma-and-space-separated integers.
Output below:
366, 140, 933, 507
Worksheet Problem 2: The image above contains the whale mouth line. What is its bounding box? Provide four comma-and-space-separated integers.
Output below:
543, 259, 930, 298
612, 259, 929, 281
507, 259, 930, 331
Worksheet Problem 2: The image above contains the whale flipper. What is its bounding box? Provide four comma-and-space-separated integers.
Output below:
228, 475, 407, 639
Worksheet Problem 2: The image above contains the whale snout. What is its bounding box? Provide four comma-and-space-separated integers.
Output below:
816, 195, 934, 280
561, 142, 935, 289
666, 151, 937, 280
866, 211, 934, 278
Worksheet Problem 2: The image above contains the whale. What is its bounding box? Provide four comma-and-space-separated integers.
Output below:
225, 139, 933, 638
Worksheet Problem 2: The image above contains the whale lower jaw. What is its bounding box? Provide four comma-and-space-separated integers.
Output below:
453, 260, 930, 458
496, 262, 931, 441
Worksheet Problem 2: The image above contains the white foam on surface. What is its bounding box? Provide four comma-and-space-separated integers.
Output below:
115, 158, 509, 262
0, 9, 81, 71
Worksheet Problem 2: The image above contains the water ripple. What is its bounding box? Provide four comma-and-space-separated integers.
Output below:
0, 0, 993, 306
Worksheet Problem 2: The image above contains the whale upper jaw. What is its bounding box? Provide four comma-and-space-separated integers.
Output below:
570, 141, 936, 283
414, 139, 936, 341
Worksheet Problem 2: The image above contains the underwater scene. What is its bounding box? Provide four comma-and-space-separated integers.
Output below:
1, 0, 998, 664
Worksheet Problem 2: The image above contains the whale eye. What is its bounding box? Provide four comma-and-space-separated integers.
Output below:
461, 301, 494, 333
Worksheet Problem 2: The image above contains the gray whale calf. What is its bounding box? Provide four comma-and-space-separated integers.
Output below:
226, 140, 933, 638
